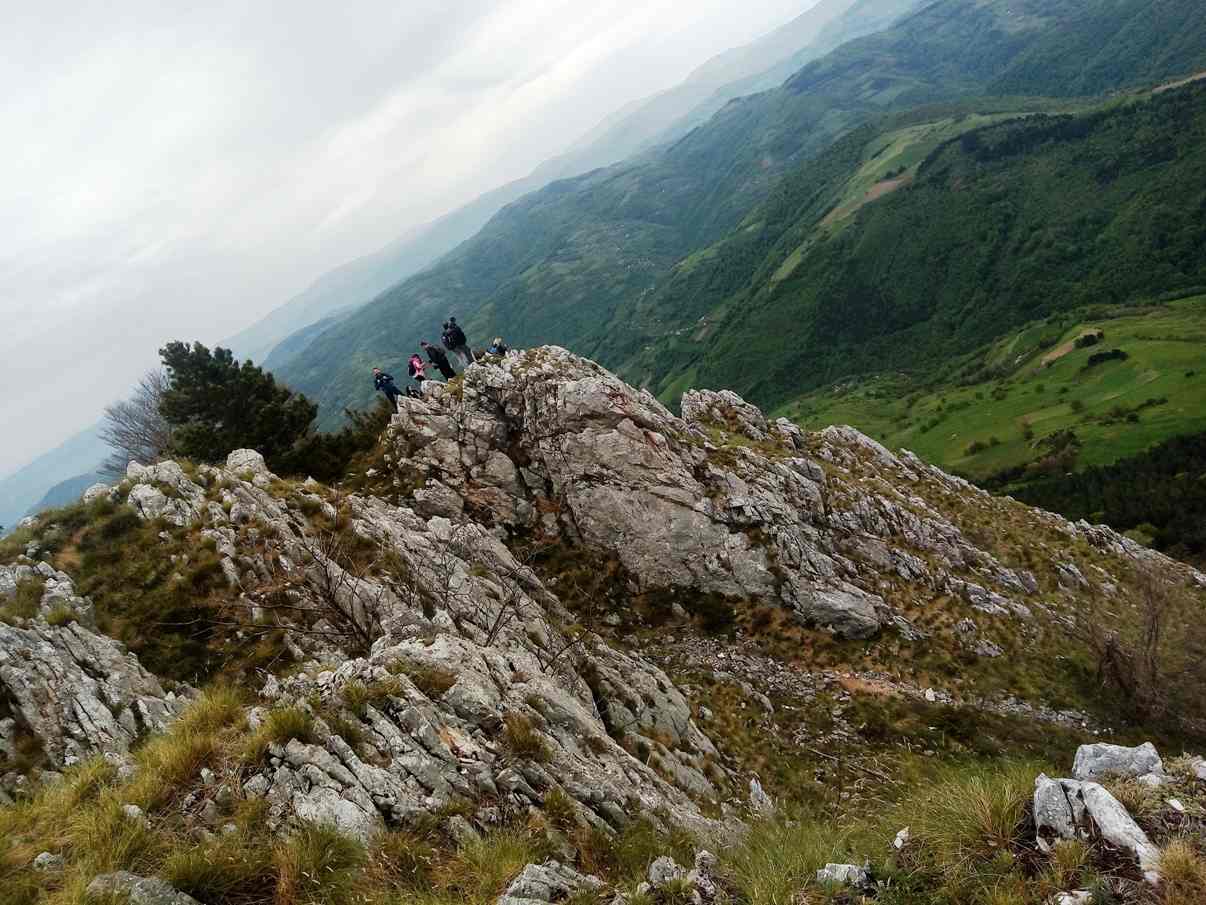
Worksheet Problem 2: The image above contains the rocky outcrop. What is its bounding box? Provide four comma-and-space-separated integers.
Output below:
124, 461, 208, 527
0, 560, 95, 625
383, 347, 1202, 645
1034, 774, 1161, 883
0, 620, 188, 769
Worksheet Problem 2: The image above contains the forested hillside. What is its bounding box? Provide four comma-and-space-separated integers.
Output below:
277, 0, 1206, 425
1015, 430, 1206, 567
629, 81, 1206, 410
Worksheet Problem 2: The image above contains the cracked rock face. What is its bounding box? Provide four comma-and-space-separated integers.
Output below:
101, 451, 729, 840
0, 621, 188, 769
1, 560, 95, 626
384, 347, 1201, 645
1034, 773, 1161, 883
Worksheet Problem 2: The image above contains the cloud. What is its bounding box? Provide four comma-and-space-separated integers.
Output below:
0, 0, 811, 476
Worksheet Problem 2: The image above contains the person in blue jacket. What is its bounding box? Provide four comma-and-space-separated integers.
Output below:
372, 367, 401, 408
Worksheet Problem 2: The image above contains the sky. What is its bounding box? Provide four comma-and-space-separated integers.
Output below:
0, 0, 814, 477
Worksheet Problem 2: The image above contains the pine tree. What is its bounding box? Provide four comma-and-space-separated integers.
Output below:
158, 341, 317, 464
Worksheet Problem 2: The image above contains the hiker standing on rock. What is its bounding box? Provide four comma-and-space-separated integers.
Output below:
372, 367, 401, 409
445, 317, 475, 367
407, 353, 429, 392
421, 340, 457, 379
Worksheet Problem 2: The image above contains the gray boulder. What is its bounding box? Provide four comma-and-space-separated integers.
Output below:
81, 483, 112, 504
226, 449, 269, 476
86, 872, 202, 905
497, 861, 602, 905
816, 863, 869, 888
1033, 774, 1161, 883
1072, 742, 1165, 785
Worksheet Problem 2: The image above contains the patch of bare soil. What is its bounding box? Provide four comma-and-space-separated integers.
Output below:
1154, 70, 1206, 94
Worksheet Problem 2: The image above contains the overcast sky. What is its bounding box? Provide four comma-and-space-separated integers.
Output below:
0, 0, 814, 477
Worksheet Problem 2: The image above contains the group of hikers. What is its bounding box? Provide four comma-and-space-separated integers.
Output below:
372, 316, 510, 408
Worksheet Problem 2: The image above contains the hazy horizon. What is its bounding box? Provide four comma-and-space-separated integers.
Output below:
0, 0, 817, 479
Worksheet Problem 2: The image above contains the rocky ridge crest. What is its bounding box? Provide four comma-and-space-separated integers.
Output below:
2, 346, 1204, 849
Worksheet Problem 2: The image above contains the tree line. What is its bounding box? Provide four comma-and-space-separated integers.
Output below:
101, 341, 391, 482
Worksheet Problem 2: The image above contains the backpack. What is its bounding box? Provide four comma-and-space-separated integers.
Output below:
450, 324, 467, 346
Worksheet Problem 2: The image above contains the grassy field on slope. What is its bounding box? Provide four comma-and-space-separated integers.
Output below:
781, 296, 1206, 481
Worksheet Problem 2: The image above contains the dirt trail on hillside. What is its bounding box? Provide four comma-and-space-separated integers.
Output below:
821, 175, 910, 228
1154, 70, 1206, 94
1041, 328, 1102, 366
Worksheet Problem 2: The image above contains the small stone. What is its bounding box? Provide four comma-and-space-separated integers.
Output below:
816, 863, 869, 888
447, 814, 481, 846
122, 804, 147, 824
1049, 892, 1093, 905
893, 826, 910, 850
33, 851, 64, 872
199, 799, 221, 825
647, 855, 685, 886
749, 777, 774, 815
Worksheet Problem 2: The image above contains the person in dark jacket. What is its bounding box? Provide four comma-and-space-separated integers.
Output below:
446, 316, 475, 367
421, 340, 457, 379
488, 336, 508, 355
372, 367, 401, 409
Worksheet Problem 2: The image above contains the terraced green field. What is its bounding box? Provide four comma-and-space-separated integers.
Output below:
782, 295, 1206, 482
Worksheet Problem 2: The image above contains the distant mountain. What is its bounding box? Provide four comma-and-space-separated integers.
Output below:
277, 0, 1206, 425
0, 425, 107, 533
231, 0, 873, 368
23, 470, 103, 518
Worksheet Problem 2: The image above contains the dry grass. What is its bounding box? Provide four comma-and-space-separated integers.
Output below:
501, 712, 550, 762
1159, 838, 1206, 905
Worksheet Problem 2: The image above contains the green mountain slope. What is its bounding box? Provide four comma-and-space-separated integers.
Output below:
224, 0, 871, 366
276, 0, 1206, 427
628, 81, 1206, 414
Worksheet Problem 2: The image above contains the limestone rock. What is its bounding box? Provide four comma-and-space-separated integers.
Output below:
647, 855, 686, 886
81, 483, 112, 504
0, 621, 186, 769
1050, 892, 1093, 905
1072, 742, 1165, 784
497, 861, 602, 905
226, 449, 269, 475
749, 776, 774, 814
86, 872, 203, 905
382, 347, 1204, 647
682, 388, 769, 441
816, 863, 869, 888
33, 851, 64, 872
1033, 774, 1161, 883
